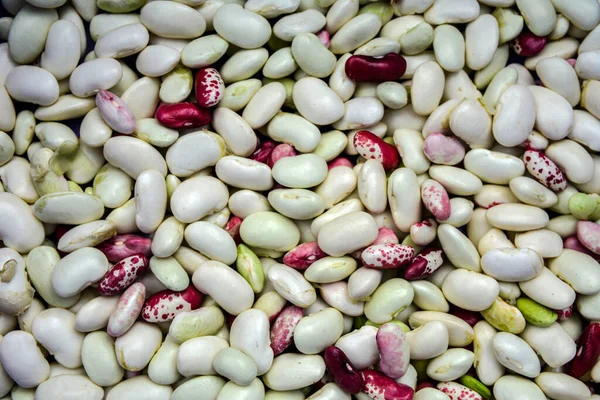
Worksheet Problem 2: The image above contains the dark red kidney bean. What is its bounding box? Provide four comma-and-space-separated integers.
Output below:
569, 323, 600, 378
512, 31, 548, 56
345, 53, 407, 82
155, 102, 211, 129
324, 346, 364, 394
251, 140, 276, 164
450, 307, 482, 327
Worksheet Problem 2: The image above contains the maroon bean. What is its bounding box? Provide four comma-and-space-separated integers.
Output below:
224, 216, 243, 245
569, 323, 600, 378
354, 130, 400, 170
194, 67, 225, 108
324, 346, 363, 394
96, 234, 152, 263
345, 53, 407, 82
97, 254, 149, 296
360, 369, 414, 400
564, 235, 600, 261
251, 140, 277, 164
523, 148, 568, 192
449, 307, 481, 327
155, 102, 211, 129
328, 157, 354, 170
512, 31, 547, 57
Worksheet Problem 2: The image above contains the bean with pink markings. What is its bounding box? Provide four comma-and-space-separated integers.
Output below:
555, 305, 573, 321
328, 157, 354, 170
107, 282, 145, 337
577, 221, 600, 255
225, 216, 243, 244
354, 130, 400, 170
97, 234, 152, 263
194, 68, 225, 108
317, 30, 330, 48
403, 248, 444, 281
268, 144, 297, 168
141, 285, 204, 322
155, 102, 211, 129
345, 53, 407, 82
96, 89, 136, 134
360, 369, 414, 400
437, 382, 483, 400
421, 179, 451, 221
423, 133, 465, 166
97, 253, 149, 296
564, 235, 600, 261
410, 218, 438, 247
449, 307, 481, 328
270, 305, 304, 356
361, 243, 414, 269
374, 228, 399, 245
324, 346, 363, 395
377, 323, 410, 379
283, 242, 328, 270
523, 148, 568, 192
251, 140, 276, 164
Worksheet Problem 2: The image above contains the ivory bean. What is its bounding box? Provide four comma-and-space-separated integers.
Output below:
549, 249, 600, 294
520, 267, 576, 310
493, 332, 541, 378
294, 308, 344, 354
406, 321, 449, 360
0, 331, 49, 388
427, 348, 475, 382
442, 269, 499, 311
263, 354, 325, 391
106, 376, 172, 400
8, 5, 58, 64
493, 375, 546, 400
6, 66, 58, 106
52, 247, 108, 297
521, 322, 577, 368
214, 4, 271, 49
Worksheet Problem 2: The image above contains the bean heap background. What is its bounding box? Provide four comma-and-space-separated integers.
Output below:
1, 0, 600, 399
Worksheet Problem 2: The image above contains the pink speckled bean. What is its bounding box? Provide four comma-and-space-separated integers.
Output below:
268, 143, 297, 168
361, 243, 414, 269
283, 242, 328, 270
324, 346, 363, 394
107, 282, 145, 337
564, 235, 600, 261
317, 29, 330, 48
270, 305, 304, 356
523, 148, 568, 192
555, 304, 573, 321
360, 369, 414, 400
96, 234, 152, 263
423, 133, 466, 166
403, 248, 444, 281
97, 253, 149, 296
194, 67, 225, 108
437, 382, 483, 400
421, 179, 451, 221
374, 228, 400, 245
577, 221, 600, 255
410, 218, 438, 247
251, 140, 277, 164
376, 323, 410, 379
96, 89, 136, 134
354, 130, 400, 170
328, 157, 354, 170
141, 285, 204, 322
225, 216, 243, 245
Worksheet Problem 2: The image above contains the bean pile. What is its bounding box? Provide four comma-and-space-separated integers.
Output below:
1, 0, 600, 399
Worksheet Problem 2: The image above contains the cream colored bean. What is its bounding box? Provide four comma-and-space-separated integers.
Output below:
409, 311, 475, 347
0, 157, 38, 204
494, 375, 546, 400
388, 168, 421, 232
213, 3, 270, 49
40, 20, 80, 81
481, 248, 543, 282
546, 139, 595, 184
329, 13, 381, 54
240, 212, 300, 252
493, 332, 541, 378
268, 189, 324, 221
364, 278, 414, 324
333, 97, 384, 130
519, 267, 576, 310
329, 54, 356, 102
212, 347, 257, 387
473, 321, 505, 386
103, 136, 167, 179
525, 38, 580, 70
406, 321, 449, 360
51, 247, 108, 297
478, 229, 515, 256
230, 309, 273, 375
220, 48, 269, 83
465, 14, 499, 71
509, 176, 558, 208
263, 354, 325, 391
267, 263, 316, 308
267, 113, 321, 153
106, 376, 172, 400
334, 325, 378, 370
114, 321, 162, 372
0, 331, 50, 388
177, 336, 229, 376
81, 331, 123, 387
411, 280, 449, 312
6, 66, 58, 106
32, 308, 83, 369
317, 211, 378, 257
357, 159, 387, 214
438, 224, 481, 271
347, 267, 382, 301
427, 348, 474, 382
549, 249, 600, 294
193, 261, 254, 315
442, 269, 499, 311
444, 198, 474, 227
171, 376, 226, 400
320, 281, 364, 317
216, 156, 272, 191
94, 23, 149, 59
424, 0, 480, 24
486, 204, 549, 231
184, 221, 236, 265
570, 110, 600, 151
294, 308, 344, 354
8, 5, 58, 64
229, 190, 272, 219
514, 229, 563, 258
314, 166, 355, 209
58, 220, 116, 253
521, 322, 577, 368
433, 25, 465, 72
535, 372, 591, 400
75, 295, 118, 332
